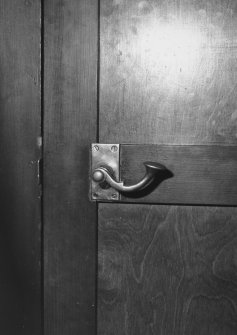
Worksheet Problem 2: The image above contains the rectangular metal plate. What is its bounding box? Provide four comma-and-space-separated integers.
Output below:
90, 144, 120, 201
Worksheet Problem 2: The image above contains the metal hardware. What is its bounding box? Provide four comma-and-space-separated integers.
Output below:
92, 162, 167, 193
91, 143, 120, 201
90, 143, 169, 201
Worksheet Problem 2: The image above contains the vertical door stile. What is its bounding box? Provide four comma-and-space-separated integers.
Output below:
44, 0, 98, 334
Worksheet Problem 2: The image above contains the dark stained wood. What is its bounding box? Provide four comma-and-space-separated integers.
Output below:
44, 0, 98, 334
0, 1, 41, 334
119, 144, 237, 205
98, 204, 237, 335
98, 0, 237, 334
100, 0, 237, 145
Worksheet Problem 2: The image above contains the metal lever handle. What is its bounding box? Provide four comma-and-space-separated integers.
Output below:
92, 162, 168, 193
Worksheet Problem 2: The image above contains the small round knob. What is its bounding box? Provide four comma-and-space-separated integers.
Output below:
92, 170, 105, 182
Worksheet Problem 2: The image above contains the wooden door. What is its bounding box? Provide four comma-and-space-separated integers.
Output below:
44, 0, 237, 334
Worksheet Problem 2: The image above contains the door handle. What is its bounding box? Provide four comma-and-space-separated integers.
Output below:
92, 162, 168, 193
90, 143, 172, 201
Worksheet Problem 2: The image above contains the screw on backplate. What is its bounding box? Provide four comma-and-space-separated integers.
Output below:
111, 145, 118, 152
94, 145, 99, 151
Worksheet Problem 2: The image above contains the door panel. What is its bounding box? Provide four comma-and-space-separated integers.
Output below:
100, 0, 237, 145
98, 0, 237, 334
98, 204, 237, 335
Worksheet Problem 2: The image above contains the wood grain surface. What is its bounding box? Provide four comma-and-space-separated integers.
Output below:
98, 0, 237, 334
100, 0, 237, 145
120, 144, 237, 205
44, 0, 98, 334
98, 204, 237, 335
0, 1, 41, 334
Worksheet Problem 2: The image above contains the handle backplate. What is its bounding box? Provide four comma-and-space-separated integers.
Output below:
91, 143, 120, 201
90, 143, 171, 201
